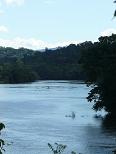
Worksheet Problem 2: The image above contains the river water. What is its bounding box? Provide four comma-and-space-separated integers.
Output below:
0, 81, 115, 154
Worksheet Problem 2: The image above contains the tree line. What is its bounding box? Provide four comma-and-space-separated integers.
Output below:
0, 43, 88, 83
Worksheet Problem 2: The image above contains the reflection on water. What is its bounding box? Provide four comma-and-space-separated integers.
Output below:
102, 115, 116, 134
0, 80, 115, 154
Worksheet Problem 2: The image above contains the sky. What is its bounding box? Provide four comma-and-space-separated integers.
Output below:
0, 0, 115, 49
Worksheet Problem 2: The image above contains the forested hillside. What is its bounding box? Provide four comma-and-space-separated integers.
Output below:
0, 42, 91, 83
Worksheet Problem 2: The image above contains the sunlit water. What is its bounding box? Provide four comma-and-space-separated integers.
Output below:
0, 81, 115, 154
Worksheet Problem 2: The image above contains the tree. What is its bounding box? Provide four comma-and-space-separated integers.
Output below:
0, 59, 38, 83
114, 0, 116, 17
81, 34, 116, 117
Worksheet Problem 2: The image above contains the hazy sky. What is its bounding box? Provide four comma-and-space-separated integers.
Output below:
0, 0, 116, 49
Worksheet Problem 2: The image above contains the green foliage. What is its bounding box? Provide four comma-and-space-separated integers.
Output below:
0, 123, 5, 154
0, 139, 5, 154
81, 34, 116, 116
0, 59, 38, 83
48, 143, 67, 154
48, 143, 78, 154
0, 43, 89, 83
0, 124, 5, 132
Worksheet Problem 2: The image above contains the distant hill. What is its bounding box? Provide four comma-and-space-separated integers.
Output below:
0, 41, 93, 83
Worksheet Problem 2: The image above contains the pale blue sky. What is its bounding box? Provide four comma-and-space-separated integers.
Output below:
0, 0, 115, 49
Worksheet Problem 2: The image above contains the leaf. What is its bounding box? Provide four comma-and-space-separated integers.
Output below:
114, 10, 116, 17
0, 124, 5, 131
0, 150, 2, 154
0, 139, 5, 145
48, 143, 67, 154
48, 143, 54, 152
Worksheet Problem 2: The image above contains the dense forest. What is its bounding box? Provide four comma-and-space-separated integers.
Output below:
0, 43, 89, 83
81, 34, 116, 117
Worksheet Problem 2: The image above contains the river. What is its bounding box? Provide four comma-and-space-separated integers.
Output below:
0, 81, 115, 154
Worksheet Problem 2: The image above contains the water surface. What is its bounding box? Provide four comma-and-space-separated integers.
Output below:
0, 81, 115, 154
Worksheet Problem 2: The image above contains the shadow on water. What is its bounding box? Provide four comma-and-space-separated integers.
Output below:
101, 114, 116, 131
93, 113, 116, 131
102, 115, 116, 154
93, 114, 116, 154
